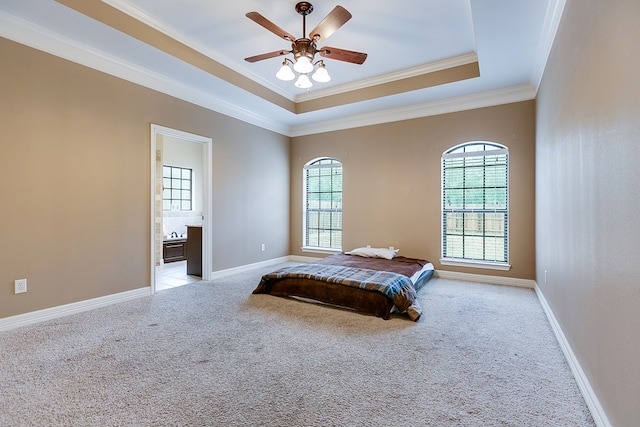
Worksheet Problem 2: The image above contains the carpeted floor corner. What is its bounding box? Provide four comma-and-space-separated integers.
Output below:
0, 265, 595, 426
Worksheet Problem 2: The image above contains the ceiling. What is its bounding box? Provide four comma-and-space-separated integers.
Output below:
0, 0, 565, 136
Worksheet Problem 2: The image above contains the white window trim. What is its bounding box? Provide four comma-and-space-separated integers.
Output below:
302, 157, 343, 251
440, 257, 511, 271
443, 147, 509, 160
441, 142, 509, 267
301, 246, 342, 255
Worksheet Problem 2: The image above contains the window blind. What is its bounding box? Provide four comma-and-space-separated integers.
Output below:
304, 158, 342, 249
442, 144, 508, 263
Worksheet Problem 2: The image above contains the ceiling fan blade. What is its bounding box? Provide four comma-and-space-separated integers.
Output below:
318, 47, 367, 65
244, 50, 291, 63
309, 6, 352, 43
246, 12, 296, 42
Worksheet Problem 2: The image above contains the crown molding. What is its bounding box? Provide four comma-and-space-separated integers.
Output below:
289, 84, 537, 137
102, 0, 479, 105
1, 8, 541, 138
0, 11, 290, 135
101, 0, 292, 100
530, 0, 567, 91
295, 52, 479, 102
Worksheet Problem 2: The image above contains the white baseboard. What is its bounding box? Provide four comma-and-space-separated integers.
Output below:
418, 270, 609, 425
0, 287, 151, 332
0, 256, 298, 332
535, 284, 611, 427
435, 269, 535, 288
288, 255, 323, 263
209, 256, 291, 279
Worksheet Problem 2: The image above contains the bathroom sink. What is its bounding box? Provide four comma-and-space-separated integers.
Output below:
164, 235, 187, 241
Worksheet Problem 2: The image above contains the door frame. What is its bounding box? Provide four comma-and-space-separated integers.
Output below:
150, 124, 213, 293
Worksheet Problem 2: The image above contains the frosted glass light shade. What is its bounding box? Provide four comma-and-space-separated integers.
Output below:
276, 63, 295, 81
293, 56, 313, 73
312, 65, 331, 82
294, 74, 313, 89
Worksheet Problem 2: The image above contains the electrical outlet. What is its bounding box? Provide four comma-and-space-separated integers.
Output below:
261, 243, 266, 252
14, 278, 27, 294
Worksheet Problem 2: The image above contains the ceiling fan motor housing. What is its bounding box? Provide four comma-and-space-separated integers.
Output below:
294, 2, 315, 62
293, 38, 316, 62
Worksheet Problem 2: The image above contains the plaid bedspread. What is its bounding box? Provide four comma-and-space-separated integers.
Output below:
258, 263, 422, 320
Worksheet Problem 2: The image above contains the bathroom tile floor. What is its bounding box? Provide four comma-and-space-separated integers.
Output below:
156, 260, 201, 292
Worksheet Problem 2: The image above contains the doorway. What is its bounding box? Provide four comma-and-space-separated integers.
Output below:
150, 124, 212, 293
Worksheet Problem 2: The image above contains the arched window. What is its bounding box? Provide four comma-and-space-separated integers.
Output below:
441, 142, 509, 269
303, 158, 342, 251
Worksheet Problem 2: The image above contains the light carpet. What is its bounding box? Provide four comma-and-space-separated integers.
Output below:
0, 264, 595, 426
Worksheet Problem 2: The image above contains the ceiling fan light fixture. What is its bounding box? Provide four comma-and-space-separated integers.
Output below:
312, 62, 330, 82
245, 3, 367, 88
293, 55, 314, 74
294, 73, 313, 89
276, 61, 295, 81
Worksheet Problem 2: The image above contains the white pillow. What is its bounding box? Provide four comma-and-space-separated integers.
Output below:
347, 245, 399, 260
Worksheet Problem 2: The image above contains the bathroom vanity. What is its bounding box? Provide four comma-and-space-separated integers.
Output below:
162, 238, 187, 263
186, 225, 202, 277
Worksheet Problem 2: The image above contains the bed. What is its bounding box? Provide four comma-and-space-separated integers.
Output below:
253, 251, 434, 321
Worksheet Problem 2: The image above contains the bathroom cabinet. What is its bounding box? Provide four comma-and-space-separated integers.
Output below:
163, 239, 187, 263
186, 225, 202, 276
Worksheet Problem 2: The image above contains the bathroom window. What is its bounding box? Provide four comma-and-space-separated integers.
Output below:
303, 157, 342, 252
163, 165, 192, 211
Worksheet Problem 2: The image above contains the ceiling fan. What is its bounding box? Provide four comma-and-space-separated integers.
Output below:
244, 2, 367, 88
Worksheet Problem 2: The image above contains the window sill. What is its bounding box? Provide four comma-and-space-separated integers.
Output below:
301, 246, 342, 255
439, 258, 511, 271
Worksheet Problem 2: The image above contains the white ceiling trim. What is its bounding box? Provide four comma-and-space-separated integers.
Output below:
101, 0, 479, 104
530, 0, 567, 90
295, 52, 479, 102
289, 84, 537, 137
101, 0, 294, 100
0, 10, 289, 135
0, 3, 551, 139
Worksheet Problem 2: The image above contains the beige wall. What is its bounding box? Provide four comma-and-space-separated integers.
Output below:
290, 101, 536, 280
0, 38, 290, 318
536, 0, 640, 425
